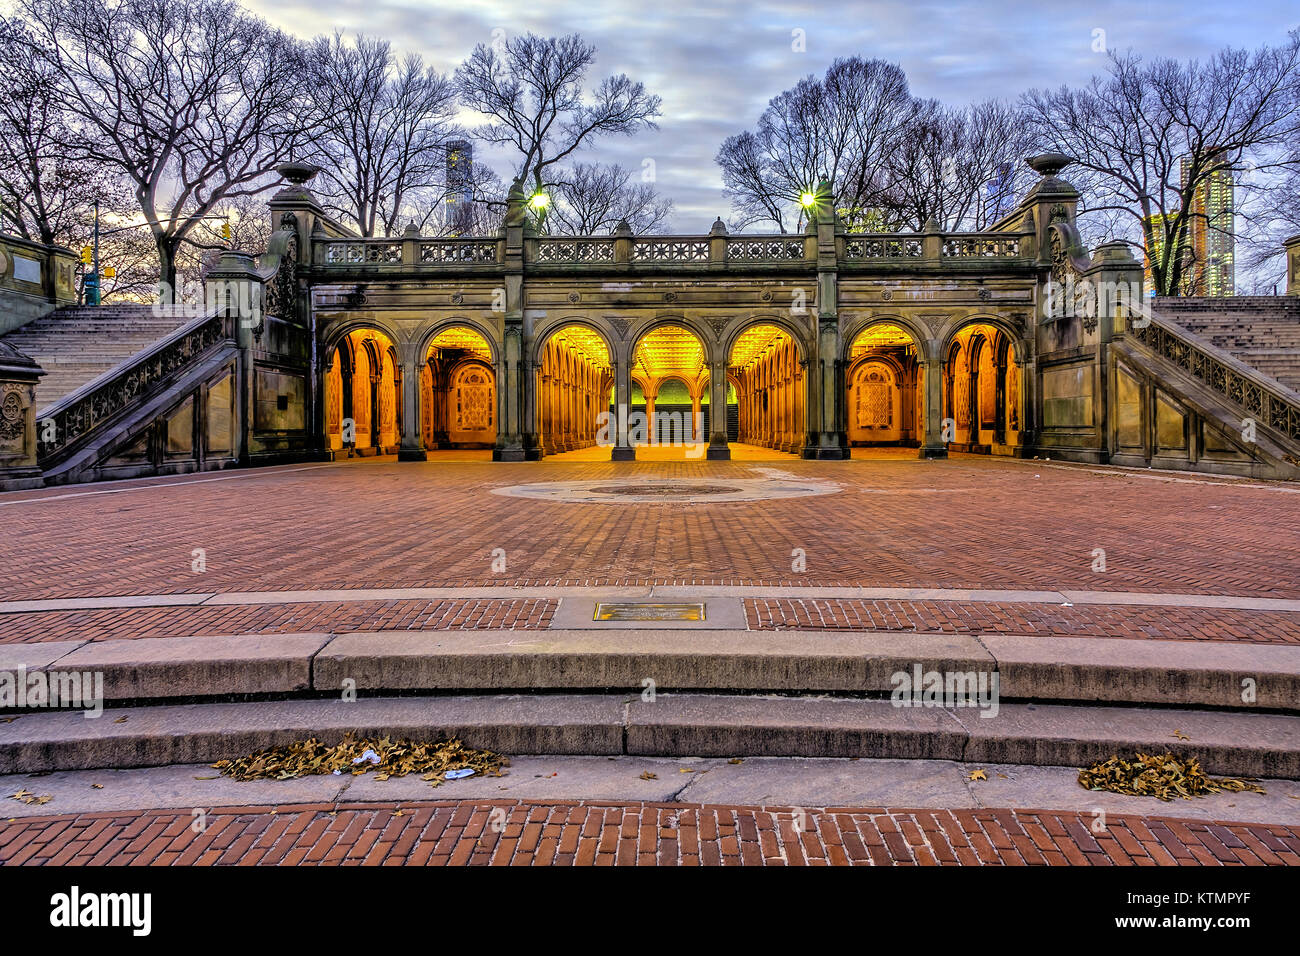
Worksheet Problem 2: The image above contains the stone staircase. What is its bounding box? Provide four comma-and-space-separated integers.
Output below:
0, 305, 198, 413
1155, 297, 1300, 391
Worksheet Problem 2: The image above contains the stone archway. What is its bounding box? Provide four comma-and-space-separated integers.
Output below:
843, 322, 923, 452
942, 321, 1025, 455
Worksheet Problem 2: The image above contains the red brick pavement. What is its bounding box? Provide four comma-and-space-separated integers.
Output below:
1, 595, 1295, 645
744, 599, 1300, 645
2, 458, 1298, 601
0, 598, 555, 644
1, 801, 1296, 866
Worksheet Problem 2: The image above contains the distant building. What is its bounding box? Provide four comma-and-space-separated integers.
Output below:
446, 140, 473, 206
1181, 153, 1234, 297
1140, 154, 1235, 296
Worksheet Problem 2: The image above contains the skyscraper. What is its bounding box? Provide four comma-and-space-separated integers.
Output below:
446, 140, 473, 206
1181, 152, 1235, 297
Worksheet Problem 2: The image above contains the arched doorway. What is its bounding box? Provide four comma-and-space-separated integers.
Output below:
845, 323, 922, 454
423, 326, 496, 451
325, 327, 400, 457
536, 324, 612, 458
943, 322, 1023, 454
629, 324, 709, 459
729, 323, 802, 455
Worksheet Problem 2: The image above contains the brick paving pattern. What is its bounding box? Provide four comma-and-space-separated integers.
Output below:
2, 595, 1293, 645
3, 459, 1298, 601
744, 599, 1300, 645
1, 801, 1296, 866
0, 598, 555, 644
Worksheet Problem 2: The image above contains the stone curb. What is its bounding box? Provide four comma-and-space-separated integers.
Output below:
1, 693, 1297, 778
3, 629, 1298, 712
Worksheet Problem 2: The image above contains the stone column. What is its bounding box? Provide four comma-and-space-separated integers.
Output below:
397, 352, 426, 461
706, 361, 730, 459
919, 354, 948, 459
612, 355, 635, 460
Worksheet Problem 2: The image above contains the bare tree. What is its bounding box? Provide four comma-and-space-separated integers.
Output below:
716, 57, 917, 231
1023, 36, 1300, 295
454, 32, 661, 205
0, 16, 132, 247
306, 32, 461, 237
548, 162, 672, 234
20, 0, 315, 300
887, 99, 1034, 231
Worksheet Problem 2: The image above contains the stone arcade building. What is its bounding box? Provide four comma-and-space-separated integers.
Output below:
3, 155, 1300, 487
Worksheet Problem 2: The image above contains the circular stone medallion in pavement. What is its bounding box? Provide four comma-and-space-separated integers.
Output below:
490, 478, 840, 504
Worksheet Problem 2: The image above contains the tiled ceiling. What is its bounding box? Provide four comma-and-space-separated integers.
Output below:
427, 326, 492, 360
548, 325, 610, 367
848, 323, 916, 360
634, 325, 705, 381
729, 324, 791, 371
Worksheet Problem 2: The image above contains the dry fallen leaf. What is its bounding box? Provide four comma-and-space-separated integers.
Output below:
679, 768, 695, 774
113, 717, 128, 724
211, 732, 509, 791
968, 769, 988, 781
639, 771, 658, 780
91, 784, 103, 790
1172, 730, 1190, 741
1078, 751, 1265, 801
728, 758, 744, 765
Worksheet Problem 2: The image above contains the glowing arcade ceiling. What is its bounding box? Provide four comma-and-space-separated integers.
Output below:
427, 326, 492, 360
729, 324, 791, 372
848, 323, 916, 360
549, 325, 610, 367
633, 325, 705, 383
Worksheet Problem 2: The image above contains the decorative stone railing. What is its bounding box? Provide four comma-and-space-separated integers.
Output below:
726, 237, 806, 261
844, 235, 923, 259
1125, 312, 1300, 443
941, 236, 1022, 258
419, 239, 498, 264
323, 240, 402, 265
534, 237, 616, 263
316, 228, 1032, 269
631, 238, 711, 262
36, 311, 231, 463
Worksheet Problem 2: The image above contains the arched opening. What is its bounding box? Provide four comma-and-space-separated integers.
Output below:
325, 327, 400, 458
629, 324, 710, 459
536, 324, 613, 459
943, 322, 1023, 454
423, 326, 496, 453
729, 323, 802, 457
845, 323, 922, 457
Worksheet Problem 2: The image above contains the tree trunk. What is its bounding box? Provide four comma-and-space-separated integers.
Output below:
156, 235, 177, 305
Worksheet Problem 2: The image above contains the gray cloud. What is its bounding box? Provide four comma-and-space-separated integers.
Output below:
248, 0, 1300, 231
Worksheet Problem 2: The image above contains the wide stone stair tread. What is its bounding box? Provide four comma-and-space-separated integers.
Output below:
2, 693, 1297, 778
0, 304, 198, 410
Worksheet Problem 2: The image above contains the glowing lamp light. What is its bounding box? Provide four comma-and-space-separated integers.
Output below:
529, 192, 551, 210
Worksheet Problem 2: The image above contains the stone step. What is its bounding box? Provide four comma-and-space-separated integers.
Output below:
1, 692, 1296, 777
6, 629, 1299, 712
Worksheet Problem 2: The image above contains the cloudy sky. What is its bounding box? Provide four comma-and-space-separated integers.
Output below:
248, 0, 1299, 232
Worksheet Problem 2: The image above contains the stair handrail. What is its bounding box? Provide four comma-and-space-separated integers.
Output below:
36, 308, 233, 463
1116, 307, 1300, 443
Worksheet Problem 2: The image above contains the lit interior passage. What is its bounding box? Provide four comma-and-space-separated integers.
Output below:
630, 325, 714, 447
537, 325, 612, 456
325, 327, 400, 457
846, 323, 923, 452
730, 324, 803, 454
944, 323, 1023, 454
422, 326, 496, 450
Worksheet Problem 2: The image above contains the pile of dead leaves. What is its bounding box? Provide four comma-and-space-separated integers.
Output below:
1078, 752, 1265, 802
211, 733, 509, 788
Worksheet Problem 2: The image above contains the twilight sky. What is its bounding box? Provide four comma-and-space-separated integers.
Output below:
248, 0, 1299, 232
